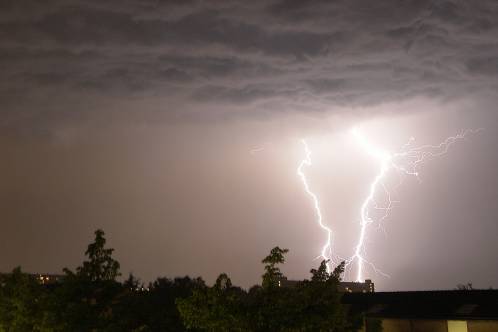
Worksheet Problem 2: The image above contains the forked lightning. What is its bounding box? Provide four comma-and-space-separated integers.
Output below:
298, 128, 481, 281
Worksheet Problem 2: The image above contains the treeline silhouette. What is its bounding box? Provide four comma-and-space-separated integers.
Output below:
0, 230, 364, 331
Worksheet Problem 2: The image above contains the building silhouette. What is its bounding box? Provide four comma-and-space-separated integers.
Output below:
342, 290, 498, 332
277, 277, 375, 293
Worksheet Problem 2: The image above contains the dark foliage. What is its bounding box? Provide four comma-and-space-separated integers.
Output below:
178, 249, 362, 332
0, 233, 362, 332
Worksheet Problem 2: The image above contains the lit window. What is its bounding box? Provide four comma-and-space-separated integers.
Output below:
447, 321, 467, 332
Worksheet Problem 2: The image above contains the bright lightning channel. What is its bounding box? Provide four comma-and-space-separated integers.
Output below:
348, 127, 482, 282
297, 139, 334, 273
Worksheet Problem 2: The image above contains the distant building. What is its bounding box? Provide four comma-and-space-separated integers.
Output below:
338, 279, 375, 293
277, 277, 375, 293
0, 272, 64, 286
342, 290, 498, 332
31, 273, 64, 285
276, 277, 300, 288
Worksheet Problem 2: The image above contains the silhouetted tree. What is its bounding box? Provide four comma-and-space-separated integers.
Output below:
177, 247, 358, 332
261, 246, 289, 289
144, 276, 205, 331
0, 232, 363, 331
0, 267, 47, 332
177, 273, 248, 331
290, 260, 351, 331
50, 229, 123, 331
74, 229, 120, 282
456, 282, 474, 290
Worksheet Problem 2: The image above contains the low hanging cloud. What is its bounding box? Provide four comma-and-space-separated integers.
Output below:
1, 0, 498, 131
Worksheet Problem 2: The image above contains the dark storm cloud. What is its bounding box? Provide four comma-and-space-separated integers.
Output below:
466, 57, 498, 76
1, 0, 498, 129
157, 55, 283, 79
192, 83, 300, 104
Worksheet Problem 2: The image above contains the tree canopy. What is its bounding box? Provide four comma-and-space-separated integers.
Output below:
74, 229, 121, 282
0, 231, 362, 332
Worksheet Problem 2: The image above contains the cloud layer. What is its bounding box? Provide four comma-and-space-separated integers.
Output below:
1, 0, 498, 128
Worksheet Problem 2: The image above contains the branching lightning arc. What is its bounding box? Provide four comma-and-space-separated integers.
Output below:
298, 128, 481, 281
348, 127, 482, 282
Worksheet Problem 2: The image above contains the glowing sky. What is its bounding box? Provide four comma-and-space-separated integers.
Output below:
1, 0, 498, 290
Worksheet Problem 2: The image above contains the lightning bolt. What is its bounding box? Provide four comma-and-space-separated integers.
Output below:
348, 127, 482, 282
297, 139, 334, 272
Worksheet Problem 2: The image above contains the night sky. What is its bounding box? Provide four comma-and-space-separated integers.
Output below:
1, 0, 498, 291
